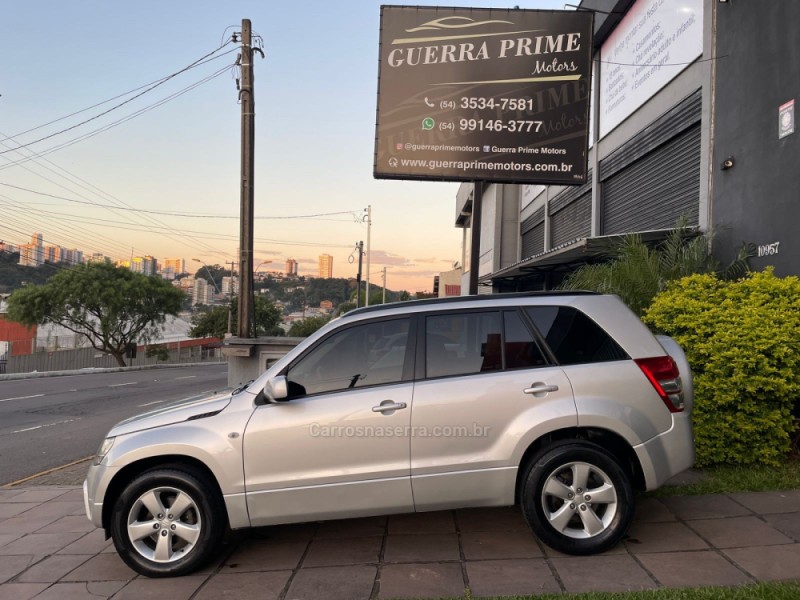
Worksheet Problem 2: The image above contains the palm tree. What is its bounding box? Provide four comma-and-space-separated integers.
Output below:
560, 221, 753, 316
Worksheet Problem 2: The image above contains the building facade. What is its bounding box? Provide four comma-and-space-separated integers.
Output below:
285, 258, 298, 276
318, 254, 333, 279
453, 0, 799, 292
163, 258, 186, 275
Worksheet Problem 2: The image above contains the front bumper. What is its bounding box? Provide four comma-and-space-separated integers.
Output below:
83, 461, 119, 529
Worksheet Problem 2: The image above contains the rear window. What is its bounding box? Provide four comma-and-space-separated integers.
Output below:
525, 306, 627, 365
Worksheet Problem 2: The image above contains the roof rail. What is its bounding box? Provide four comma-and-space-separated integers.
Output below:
342, 290, 598, 318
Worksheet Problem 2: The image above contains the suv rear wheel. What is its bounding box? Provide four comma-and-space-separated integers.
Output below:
110, 467, 225, 577
521, 442, 634, 555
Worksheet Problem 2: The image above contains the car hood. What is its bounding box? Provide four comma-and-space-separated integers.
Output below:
109, 389, 233, 437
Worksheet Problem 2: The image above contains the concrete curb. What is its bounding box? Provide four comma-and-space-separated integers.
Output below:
0, 361, 226, 381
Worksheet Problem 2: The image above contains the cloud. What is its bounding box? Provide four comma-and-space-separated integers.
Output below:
369, 249, 414, 267
413, 257, 457, 264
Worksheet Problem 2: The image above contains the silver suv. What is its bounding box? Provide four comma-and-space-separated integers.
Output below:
84, 292, 694, 577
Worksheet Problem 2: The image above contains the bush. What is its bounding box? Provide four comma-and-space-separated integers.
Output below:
643, 269, 800, 467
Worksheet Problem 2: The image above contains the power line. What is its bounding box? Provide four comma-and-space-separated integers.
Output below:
0, 65, 233, 170
0, 41, 235, 155
0, 183, 362, 220
0, 200, 356, 252
0, 47, 240, 146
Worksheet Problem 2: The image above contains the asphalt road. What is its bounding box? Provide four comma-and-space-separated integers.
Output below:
0, 363, 229, 485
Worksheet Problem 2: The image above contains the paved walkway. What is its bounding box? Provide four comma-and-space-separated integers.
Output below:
0, 485, 798, 599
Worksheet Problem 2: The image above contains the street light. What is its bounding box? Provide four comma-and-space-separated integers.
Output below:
191, 258, 221, 294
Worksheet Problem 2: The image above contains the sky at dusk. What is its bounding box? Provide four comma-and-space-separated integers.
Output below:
1, 0, 565, 292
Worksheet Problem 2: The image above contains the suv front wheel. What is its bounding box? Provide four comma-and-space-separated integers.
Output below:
521, 442, 634, 555
110, 467, 226, 577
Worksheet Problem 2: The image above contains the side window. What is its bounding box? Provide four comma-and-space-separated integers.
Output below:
504, 310, 547, 369
525, 306, 627, 365
426, 312, 502, 378
285, 319, 409, 396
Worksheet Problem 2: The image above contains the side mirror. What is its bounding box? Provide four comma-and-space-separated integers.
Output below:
263, 375, 289, 403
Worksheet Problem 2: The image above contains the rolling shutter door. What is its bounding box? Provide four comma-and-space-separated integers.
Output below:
551, 192, 592, 246
600, 90, 702, 235
521, 207, 545, 258
602, 123, 700, 234
549, 171, 592, 247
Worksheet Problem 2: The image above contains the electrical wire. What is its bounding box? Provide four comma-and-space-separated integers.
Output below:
0, 183, 363, 220
0, 65, 233, 170
0, 41, 235, 154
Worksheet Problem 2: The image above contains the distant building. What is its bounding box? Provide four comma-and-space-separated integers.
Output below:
285, 258, 298, 276
89, 252, 108, 263
221, 276, 238, 296
0, 241, 18, 256
163, 258, 186, 275
63, 248, 83, 265
192, 278, 212, 306
437, 267, 463, 298
131, 255, 157, 276
318, 254, 333, 279
19, 243, 43, 267
0, 295, 37, 357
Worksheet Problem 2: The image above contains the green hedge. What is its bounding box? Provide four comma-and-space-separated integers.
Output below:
643, 269, 800, 467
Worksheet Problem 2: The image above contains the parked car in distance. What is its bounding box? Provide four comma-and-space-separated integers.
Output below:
84, 292, 694, 577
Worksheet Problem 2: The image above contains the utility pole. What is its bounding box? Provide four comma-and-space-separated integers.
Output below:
227, 260, 236, 337
365, 205, 372, 306
355, 241, 364, 308
238, 18, 256, 338
382, 266, 387, 304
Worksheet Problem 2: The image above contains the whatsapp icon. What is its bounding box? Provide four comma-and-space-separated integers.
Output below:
422, 117, 435, 131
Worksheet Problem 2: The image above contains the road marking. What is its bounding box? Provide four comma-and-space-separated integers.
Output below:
175, 376, 197, 380
110, 382, 137, 387
3, 455, 93, 488
12, 418, 78, 434
138, 400, 167, 407
0, 394, 44, 403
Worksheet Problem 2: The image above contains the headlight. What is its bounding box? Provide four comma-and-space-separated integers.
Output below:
93, 437, 115, 465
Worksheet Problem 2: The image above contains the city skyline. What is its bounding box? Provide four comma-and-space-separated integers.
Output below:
0, 0, 564, 293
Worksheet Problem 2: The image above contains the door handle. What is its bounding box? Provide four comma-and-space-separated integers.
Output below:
524, 383, 559, 395
372, 401, 407, 413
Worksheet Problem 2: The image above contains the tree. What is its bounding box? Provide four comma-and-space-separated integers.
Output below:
6, 262, 185, 367
559, 223, 754, 316
288, 315, 331, 337
190, 296, 284, 338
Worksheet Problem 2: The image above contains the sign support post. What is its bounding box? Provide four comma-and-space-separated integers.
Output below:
468, 181, 483, 295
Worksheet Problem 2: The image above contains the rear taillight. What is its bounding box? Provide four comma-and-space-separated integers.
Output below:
635, 356, 685, 413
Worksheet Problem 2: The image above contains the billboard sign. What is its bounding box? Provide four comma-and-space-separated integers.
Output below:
374, 6, 594, 184
599, 0, 703, 138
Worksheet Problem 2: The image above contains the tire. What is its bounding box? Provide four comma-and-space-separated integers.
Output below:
110, 468, 226, 577
520, 442, 634, 555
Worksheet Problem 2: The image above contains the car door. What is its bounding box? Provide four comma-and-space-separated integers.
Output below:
243, 317, 415, 526
410, 309, 577, 511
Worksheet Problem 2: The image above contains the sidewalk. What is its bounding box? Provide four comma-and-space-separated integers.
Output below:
0, 485, 798, 600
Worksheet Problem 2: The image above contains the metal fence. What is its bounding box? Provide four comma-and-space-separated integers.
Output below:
2, 344, 224, 375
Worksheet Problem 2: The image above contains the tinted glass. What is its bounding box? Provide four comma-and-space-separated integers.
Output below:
426, 312, 502, 378
525, 306, 627, 365
286, 319, 409, 396
504, 311, 547, 369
